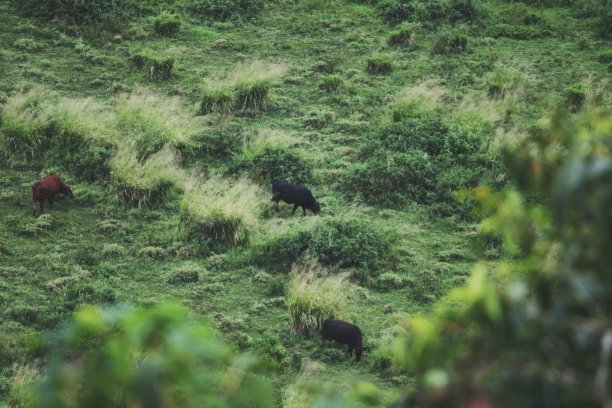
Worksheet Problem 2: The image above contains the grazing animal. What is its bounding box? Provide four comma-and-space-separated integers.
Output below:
32, 175, 74, 215
322, 319, 364, 361
271, 180, 320, 216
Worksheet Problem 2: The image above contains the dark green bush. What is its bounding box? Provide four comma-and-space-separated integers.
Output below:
366, 54, 393, 74
10, 0, 135, 23
153, 12, 181, 36
380, 0, 479, 25
346, 118, 491, 216
432, 32, 469, 54
565, 84, 586, 112
184, 0, 265, 21
252, 217, 392, 279
598, 51, 612, 64
232, 146, 313, 185
131, 51, 174, 81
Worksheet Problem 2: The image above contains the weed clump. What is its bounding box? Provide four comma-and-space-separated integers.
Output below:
180, 177, 263, 245
110, 145, 185, 207
287, 260, 347, 335
390, 81, 446, 121
131, 51, 174, 81
231, 130, 313, 185
199, 61, 286, 115
318, 75, 344, 92
153, 12, 181, 36
380, 0, 479, 25
432, 31, 469, 54
366, 54, 393, 74
387, 23, 420, 47
184, 0, 265, 21
11, 0, 132, 23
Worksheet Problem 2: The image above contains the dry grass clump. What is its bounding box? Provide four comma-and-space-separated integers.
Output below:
179, 176, 264, 245
451, 92, 504, 133
8, 363, 41, 407
0, 86, 51, 160
287, 259, 348, 335
199, 60, 287, 114
110, 143, 186, 207
243, 128, 304, 153
390, 80, 447, 121
131, 50, 174, 81
115, 88, 203, 158
51, 97, 114, 143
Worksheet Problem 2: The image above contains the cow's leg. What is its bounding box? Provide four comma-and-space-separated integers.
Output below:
32, 199, 37, 216
347, 346, 353, 356
39, 200, 44, 214
302, 206, 306, 216
48, 197, 54, 209
292, 204, 298, 215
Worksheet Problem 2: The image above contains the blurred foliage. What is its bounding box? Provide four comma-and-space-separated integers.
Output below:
35, 303, 274, 408
336, 110, 612, 407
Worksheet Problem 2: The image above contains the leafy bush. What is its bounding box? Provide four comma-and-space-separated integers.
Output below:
153, 12, 181, 36
184, 0, 265, 21
252, 216, 393, 279
10, 0, 134, 23
432, 31, 469, 54
287, 260, 347, 335
180, 177, 263, 245
232, 144, 313, 185
346, 118, 491, 216
131, 51, 174, 81
35, 303, 273, 407
366, 54, 393, 74
380, 0, 479, 25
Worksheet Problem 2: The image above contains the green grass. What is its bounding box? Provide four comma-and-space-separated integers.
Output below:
0, 0, 610, 404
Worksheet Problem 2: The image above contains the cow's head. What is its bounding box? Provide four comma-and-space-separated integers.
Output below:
61, 184, 74, 199
312, 202, 321, 215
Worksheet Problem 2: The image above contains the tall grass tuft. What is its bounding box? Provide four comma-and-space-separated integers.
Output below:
114, 88, 202, 159
200, 60, 287, 115
0, 87, 51, 161
390, 80, 447, 121
287, 259, 348, 335
131, 50, 174, 81
110, 143, 186, 207
180, 176, 263, 245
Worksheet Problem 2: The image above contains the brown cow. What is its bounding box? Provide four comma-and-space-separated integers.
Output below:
32, 175, 74, 215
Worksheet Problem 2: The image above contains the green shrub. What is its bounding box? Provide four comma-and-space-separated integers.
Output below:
232, 145, 313, 185
8, 364, 40, 408
252, 216, 392, 278
380, 0, 479, 24
10, 0, 133, 23
346, 118, 491, 216
565, 84, 586, 112
180, 177, 263, 245
318, 75, 344, 92
267, 276, 287, 296
287, 260, 347, 335
184, 0, 265, 21
168, 268, 200, 284
432, 31, 469, 55
153, 12, 181, 36
366, 54, 393, 74
36, 303, 273, 407
302, 108, 336, 129
376, 272, 409, 290
23, 214, 54, 235
131, 51, 174, 81
387, 23, 420, 47
311, 60, 338, 74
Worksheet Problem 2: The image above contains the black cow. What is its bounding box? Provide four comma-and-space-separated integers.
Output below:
322, 319, 364, 361
272, 180, 320, 216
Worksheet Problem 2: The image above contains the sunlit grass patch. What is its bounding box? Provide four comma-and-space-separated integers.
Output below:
390, 80, 447, 121
179, 176, 264, 245
287, 259, 348, 335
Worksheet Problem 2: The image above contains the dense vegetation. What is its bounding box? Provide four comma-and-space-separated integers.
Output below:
0, 0, 610, 406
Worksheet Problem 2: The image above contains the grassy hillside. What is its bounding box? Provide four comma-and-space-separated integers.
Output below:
0, 0, 610, 405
